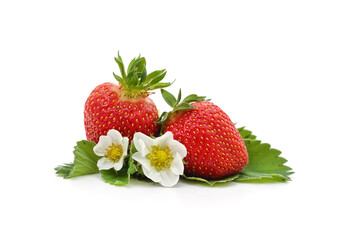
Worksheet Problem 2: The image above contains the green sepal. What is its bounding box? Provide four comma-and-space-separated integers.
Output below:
157, 89, 209, 133
144, 69, 166, 84
161, 89, 177, 107
155, 111, 169, 124
113, 72, 124, 85
148, 70, 167, 86
173, 102, 196, 112
114, 52, 126, 79
182, 94, 206, 104
113, 53, 172, 96
55, 140, 101, 178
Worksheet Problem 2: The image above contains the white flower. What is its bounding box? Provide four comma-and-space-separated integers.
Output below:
132, 131, 187, 187
93, 129, 129, 171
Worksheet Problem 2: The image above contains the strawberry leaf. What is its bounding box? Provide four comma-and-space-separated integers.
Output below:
237, 126, 257, 140
100, 168, 130, 186
100, 142, 138, 186
235, 139, 293, 182
179, 127, 293, 185
182, 174, 239, 186
55, 140, 100, 178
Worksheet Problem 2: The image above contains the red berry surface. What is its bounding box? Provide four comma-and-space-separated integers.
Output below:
164, 101, 248, 180
84, 82, 159, 143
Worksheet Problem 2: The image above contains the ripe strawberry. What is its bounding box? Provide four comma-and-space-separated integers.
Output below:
84, 53, 171, 143
159, 90, 248, 180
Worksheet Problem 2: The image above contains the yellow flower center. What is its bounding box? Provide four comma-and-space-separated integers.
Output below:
105, 143, 123, 163
146, 145, 174, 171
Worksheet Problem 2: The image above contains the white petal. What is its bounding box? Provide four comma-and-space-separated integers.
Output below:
107, 129, 123, 145
97, 157, 115, 170
93, 136, 112, 156
133, 132, 153, 155
154, 131, 173, 147
132, 152, 151, 169
142, 165, 162, 183
169, 140, 187, 159
159, 170, 179, 187
113, 157, 124, 171
170, 153, 184, 175
122, 137, 129, 155
134, 133, 153, 151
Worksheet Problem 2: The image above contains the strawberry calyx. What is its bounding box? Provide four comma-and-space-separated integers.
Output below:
156, 89, 210, 133
113, 52, 172, 99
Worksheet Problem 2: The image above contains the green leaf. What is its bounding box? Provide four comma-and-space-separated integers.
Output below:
128, 142, 137, 175
100, 143, 138, 186
100, 168, 130, 186
182, 174, 239, 186
238, 126, 257, 140
235, 139, 293, 183
161, 89, 177, 108
55, 163, 75, 178
55, 140, 101, 178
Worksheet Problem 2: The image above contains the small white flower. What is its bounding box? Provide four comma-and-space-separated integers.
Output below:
93, 129, 129, 171
132, 131, 187, 187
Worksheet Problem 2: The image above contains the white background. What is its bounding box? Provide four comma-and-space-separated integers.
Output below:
1, 1, 341, 239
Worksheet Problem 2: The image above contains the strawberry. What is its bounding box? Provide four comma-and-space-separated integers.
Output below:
84, 53, 171, 143
158, 89, 248, 180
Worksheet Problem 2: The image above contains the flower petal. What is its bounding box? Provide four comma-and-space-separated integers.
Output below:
154, 131, 173, 147
122, 137, 129, 155
170, 153, 184, 175
159, 170, 179, 187
113, 157, 124, 171
107, 129, 123, 145
169, 140, 187, 159
142, 165, 162, 183
133, 132, 153, 155
97, 157, 115, 170
93, 135, 112, 156
132, 152, 151, 169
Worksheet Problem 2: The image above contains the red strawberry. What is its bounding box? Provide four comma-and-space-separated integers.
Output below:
84, 53, 171, 143
159, 90, 248, 180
